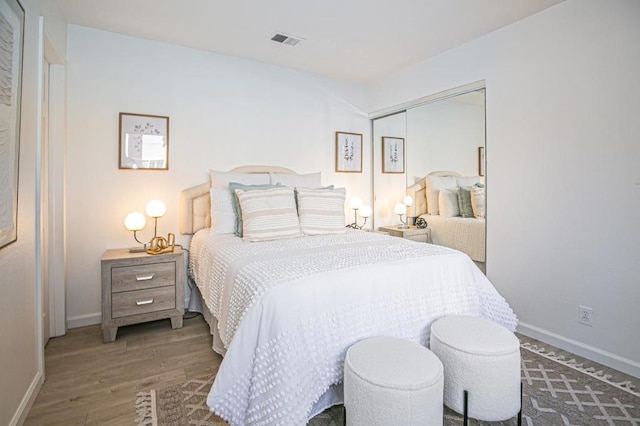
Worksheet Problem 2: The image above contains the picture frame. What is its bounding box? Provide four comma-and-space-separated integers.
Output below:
478, 146, 485, 176
119, 113, 170, 170
0, 0, 24, 250
382, 137, 405, 174
335, 131, 362, 173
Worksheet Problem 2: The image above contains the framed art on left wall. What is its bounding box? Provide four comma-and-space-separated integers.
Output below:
0, 0, 24, 250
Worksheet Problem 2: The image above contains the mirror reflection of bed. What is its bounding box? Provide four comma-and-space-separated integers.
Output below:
372, 86, 486, 272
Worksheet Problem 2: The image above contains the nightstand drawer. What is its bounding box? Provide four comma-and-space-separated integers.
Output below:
406, 234, 430, 243
112, 286, 176, 318
111, 262, 176, 293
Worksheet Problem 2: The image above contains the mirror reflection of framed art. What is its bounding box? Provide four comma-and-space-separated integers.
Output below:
119, 112, 169, 170
382, 136, 405, 174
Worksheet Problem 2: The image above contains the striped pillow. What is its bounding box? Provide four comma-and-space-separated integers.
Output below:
296, 187, 346, 235
235, 187, 302, 242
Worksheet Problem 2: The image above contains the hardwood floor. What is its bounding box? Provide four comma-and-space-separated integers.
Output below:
25, 315, 637, 425
25, 314, 221, 425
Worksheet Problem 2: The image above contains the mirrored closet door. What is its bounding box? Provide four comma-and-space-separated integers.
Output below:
372, 87, 487, 270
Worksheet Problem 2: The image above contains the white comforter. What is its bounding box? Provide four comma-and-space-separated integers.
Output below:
190, 229, 516, 426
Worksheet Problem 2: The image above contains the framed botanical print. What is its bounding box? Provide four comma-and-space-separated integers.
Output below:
335, 131, 362, 173
119, 113, 169, 170
0, 0, 24, 250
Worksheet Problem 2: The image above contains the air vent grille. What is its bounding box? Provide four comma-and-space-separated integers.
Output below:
271, 33, 304, 47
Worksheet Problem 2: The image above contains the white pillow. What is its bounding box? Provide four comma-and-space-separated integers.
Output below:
235, 187, 302, 242
438, 188, 460, 217
296, 187, 346, 235
471, 186, 486, 218
425, 175, 457, 215
270, 172, 321, 188
209, 169, 270, 188
209, 188, 237, 234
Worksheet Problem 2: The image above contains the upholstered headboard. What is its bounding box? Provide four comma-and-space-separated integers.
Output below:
406, 171, 462, 217
179, 166, 297, 235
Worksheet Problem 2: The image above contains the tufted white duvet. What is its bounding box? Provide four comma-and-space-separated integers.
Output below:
189, 229, 516, 426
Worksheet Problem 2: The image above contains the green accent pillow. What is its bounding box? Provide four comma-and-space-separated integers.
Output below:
457, 186, 474, 218
229, 182, 282, 236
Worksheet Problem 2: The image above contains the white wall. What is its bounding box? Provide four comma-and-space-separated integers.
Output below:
0, 1, 67, 424
371, 0, 640, 376
65, 26, 371, 327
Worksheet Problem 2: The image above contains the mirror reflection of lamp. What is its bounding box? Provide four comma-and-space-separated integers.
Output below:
395, 195, 413, 229
124, 200, 167, 252
346, 197, 371, 230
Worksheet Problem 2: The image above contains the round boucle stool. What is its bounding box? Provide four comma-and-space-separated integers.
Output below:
430, 316, 521, 425
343, 336, 444, 426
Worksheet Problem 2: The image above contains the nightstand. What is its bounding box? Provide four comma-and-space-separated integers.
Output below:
101, 247, 184, 343
378, 226, 431, 243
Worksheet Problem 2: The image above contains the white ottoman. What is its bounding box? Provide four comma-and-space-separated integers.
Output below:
430, 316, 521, 423
343, 336, 444, 426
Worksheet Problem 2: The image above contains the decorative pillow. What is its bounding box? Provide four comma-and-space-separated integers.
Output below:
456, 176, 481, 187
229, 182, 282, 236
270, 172, 321, 188
209, 188, 237, 234
425, 175, 457, 215
471, 186, 486, 218
457, 186, 474, 218
296, 187, 346, 235
235, 187, 302, 242
438, 188, 460, 217
209, 169, 270, 188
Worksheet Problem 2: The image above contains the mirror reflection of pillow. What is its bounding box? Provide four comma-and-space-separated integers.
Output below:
457, 187, 475, 218
471, 186, 486, 218
438, 188, 460, 217
425, 176, 457, 215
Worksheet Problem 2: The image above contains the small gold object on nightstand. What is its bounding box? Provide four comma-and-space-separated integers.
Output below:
147, 232, 175, 255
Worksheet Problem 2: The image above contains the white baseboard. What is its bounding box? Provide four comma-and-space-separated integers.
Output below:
517, 321, 640, 379
10, 371, 43, 426
67, 312, 101, 329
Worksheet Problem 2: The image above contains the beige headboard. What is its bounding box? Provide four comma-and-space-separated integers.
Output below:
406, 171, 462, 217
179, 166, 297, 235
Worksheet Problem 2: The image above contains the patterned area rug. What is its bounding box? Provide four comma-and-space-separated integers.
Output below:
135, 344, 639, 425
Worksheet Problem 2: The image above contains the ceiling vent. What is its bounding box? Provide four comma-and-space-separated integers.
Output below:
271, 33, 304, 47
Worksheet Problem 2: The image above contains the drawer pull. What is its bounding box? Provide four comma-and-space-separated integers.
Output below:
136, 299, 154, 306
136, 274, 154, 281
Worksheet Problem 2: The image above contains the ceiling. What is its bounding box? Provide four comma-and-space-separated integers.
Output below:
55, 0, 564, 84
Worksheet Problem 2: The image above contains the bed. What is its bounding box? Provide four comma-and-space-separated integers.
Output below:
407, 171, 486, 264
181, 166, 515, 426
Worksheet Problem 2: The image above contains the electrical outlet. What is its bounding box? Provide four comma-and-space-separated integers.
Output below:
579, 306, 593, 327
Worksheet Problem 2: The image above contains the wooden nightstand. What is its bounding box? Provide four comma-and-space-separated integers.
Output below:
101, 247, 185, 343
378, 226, 431, 243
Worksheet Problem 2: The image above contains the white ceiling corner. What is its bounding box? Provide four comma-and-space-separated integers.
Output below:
55, 0, 565, 84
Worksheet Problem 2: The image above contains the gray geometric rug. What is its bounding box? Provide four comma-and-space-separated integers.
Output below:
135, 344, 640, 425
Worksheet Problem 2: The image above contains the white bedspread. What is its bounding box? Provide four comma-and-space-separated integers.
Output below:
190, 229, 515, 426
422, 215, 486, 262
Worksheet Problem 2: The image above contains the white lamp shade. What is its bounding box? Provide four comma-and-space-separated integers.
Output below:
394, 202, 407, 215
349, 197, 362, 210
145, 199, 167, 218
124, 212, 146, 231
359, 205, 372, 218
404, 195, 414, 207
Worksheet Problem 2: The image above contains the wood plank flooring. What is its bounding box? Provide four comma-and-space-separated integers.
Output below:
25, 314, 221, 426
25, 315, 637, 425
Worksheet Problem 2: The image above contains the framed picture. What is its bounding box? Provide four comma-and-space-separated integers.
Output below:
478, 146, 485, 176
119, 113, 170, 170
0, 0, 24, 250
335, 131, 362, 173
382, 137, 405, 174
